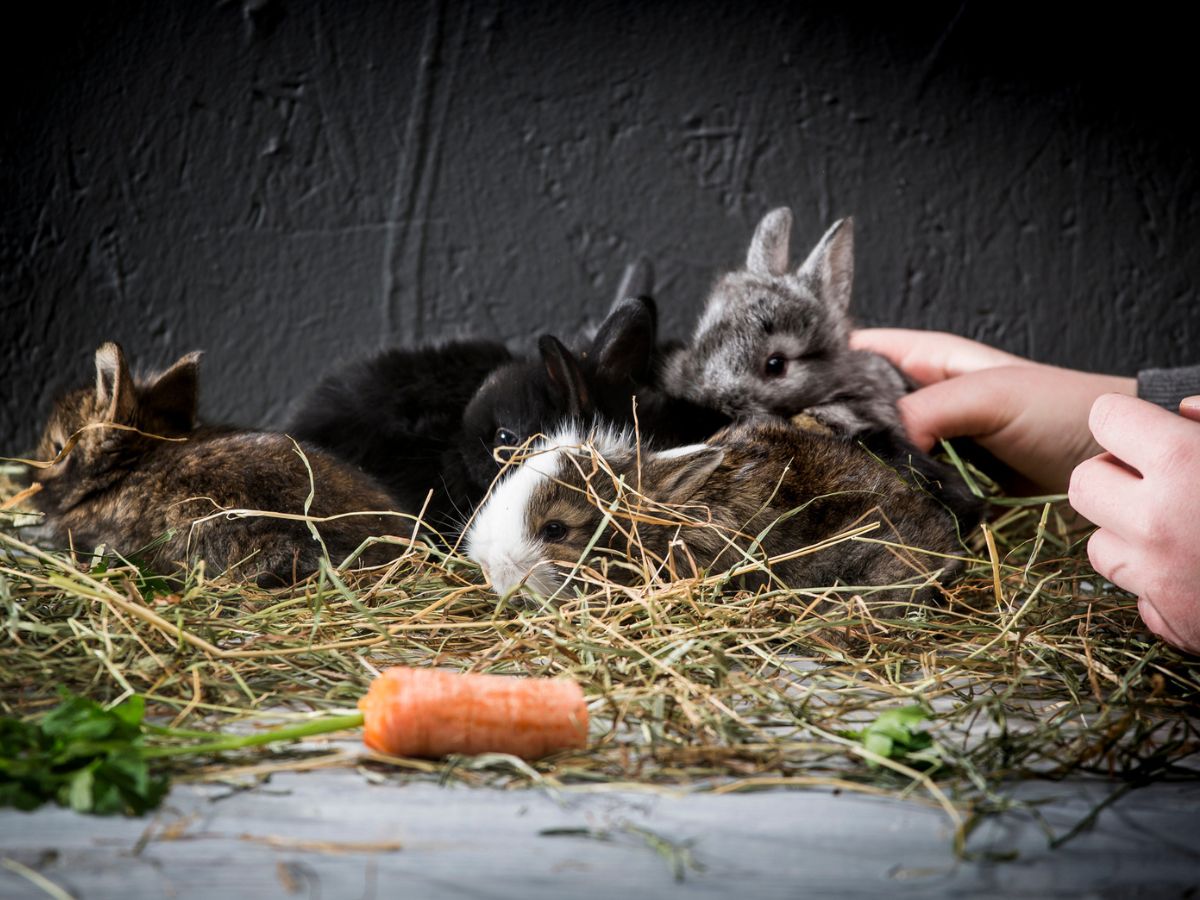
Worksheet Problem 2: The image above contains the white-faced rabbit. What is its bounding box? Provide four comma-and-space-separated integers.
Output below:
31, 343, 408, 585
465, 419, 968, 604
287, 339, 513, 533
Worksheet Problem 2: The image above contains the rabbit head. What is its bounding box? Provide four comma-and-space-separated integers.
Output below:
663, 208, 858, 418
456, 335, 594, 498
33, 342, 202, 513
455, 294, 660, 499
465, 423, 724, 598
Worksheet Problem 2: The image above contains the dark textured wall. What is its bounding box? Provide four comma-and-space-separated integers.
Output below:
4, 1, 1197, 451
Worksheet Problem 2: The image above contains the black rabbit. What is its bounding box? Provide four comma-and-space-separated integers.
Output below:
287, 261, 665, 537
287, 339, 513, 534
450, 295, 731, 509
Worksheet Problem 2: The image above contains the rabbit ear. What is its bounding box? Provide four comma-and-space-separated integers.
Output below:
797, 217, 854, 316
746, 208, 793, 277
613, 257, 654, 306
143, 350, 203, 432
538, 335, 591, 418
94, 342, 137, 424
646, 444, 725, 505
592, 297, 656, 386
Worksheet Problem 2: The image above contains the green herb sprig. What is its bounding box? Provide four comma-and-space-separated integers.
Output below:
0, 692, 362, 816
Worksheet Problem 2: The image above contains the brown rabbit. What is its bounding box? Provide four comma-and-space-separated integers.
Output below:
465, 419, 969, 607
29, 343, 410, 585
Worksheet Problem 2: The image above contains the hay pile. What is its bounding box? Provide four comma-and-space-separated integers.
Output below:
1, 459, 1197, 852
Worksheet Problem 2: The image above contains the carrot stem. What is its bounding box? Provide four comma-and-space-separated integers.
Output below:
143, 723, 229, 740
142, 712, 364, 758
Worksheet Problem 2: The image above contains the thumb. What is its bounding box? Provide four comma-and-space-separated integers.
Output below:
1179, 395, 1200, 423
896, 368, 1025, 451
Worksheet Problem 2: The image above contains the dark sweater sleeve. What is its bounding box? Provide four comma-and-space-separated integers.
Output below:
1137, 365, 1200, 410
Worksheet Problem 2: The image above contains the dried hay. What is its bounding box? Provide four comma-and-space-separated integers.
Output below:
1, 451, 1196, 853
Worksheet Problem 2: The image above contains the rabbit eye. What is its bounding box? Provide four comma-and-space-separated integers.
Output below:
50, 440, 65, 458
494, 428, 519, 447
764, 355, 787, 377
539, 521, 568, 543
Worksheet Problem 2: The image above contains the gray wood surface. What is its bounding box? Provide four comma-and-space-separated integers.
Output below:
1, 769, 1197, 899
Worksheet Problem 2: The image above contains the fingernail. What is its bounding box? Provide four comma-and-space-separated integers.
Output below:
1180, 395, 1200, 413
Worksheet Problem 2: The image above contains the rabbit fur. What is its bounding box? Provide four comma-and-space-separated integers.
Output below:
466, 419, 970, 607
661, 208, 908, 435
31, 343, 407, 585
287, 339, 513, 534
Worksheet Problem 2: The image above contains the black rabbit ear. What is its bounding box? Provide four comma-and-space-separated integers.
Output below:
797, 217, 854, 316
746, 207, 793, 277
94, 342, 137, 424
591, 297, 656, 386
538, 335, 591, 418
612, 257, 654, 307
143, 350, 203, 432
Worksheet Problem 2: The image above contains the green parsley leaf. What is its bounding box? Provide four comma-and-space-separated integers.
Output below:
845, 705, 936, 768
0, 692, 169, 816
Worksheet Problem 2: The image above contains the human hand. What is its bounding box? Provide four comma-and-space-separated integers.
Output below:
1069, 394, 1200, 655
850, 329, 1136, 493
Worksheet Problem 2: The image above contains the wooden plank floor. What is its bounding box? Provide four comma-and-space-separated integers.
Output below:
1, 770, 1197, 898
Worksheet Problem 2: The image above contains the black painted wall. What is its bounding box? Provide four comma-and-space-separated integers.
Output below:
4, 1, 1197, 451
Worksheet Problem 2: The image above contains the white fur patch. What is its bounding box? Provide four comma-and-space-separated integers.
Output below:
466, 440, 562, 597
653, 443, 710, 461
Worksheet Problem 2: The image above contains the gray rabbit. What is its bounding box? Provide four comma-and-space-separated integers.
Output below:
661, 208, 982, 527
661, 207, 907, 437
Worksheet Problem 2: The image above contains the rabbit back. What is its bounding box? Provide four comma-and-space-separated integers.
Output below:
288, 340, 513, 531
38, 427, 406, 585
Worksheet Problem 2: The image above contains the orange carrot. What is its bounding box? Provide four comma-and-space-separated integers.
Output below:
358, 667, 588, 760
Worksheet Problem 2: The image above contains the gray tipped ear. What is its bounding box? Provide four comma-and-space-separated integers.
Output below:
94, 342, 137, 423
144, 350, 203, 432
538, 335, 592, 418
797, 217, 854, 316
592, 297, 657, 385
613, 257, 654, 308
746, 207, 793, 277
647, 444, 725, 505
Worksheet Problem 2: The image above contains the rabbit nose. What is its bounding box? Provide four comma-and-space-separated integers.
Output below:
481, 557, 530, 597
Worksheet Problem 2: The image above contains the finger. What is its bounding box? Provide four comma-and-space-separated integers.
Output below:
1180, 395, 1200, 423
1068, 453, 1142, 534
895, 368, 1025, 450
1136, 596, 1191, 651
849, 329, 1028, 386
1088, 393, 1197, 475
1086, 527, 1140, 596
